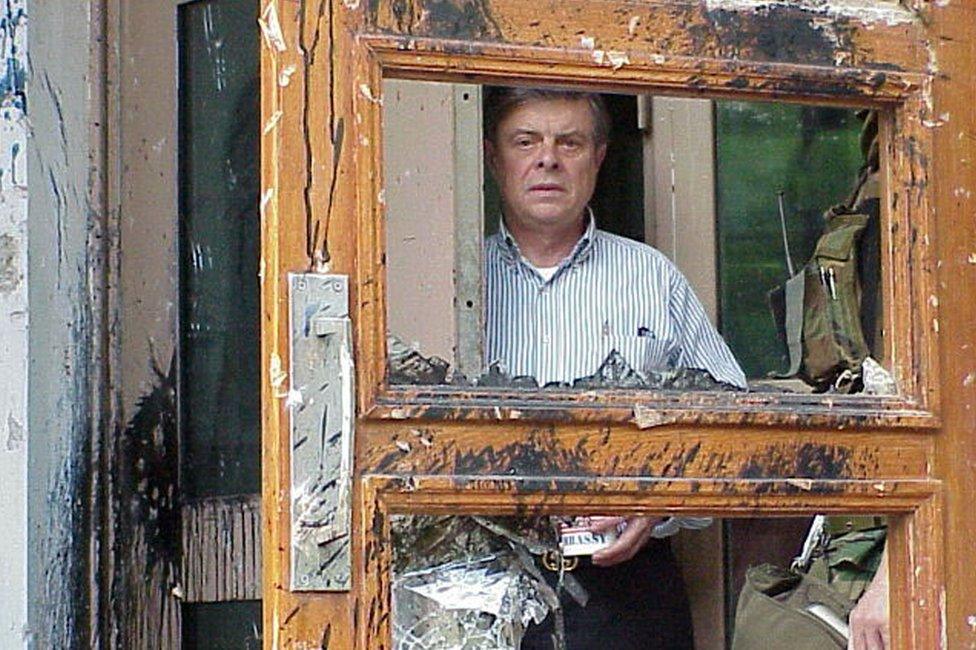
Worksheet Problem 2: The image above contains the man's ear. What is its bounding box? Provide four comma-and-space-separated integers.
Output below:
596, 143, 608, 167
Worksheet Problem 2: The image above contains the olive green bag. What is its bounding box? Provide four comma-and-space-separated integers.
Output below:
768, 110, 881, 392
731, 519, 886, 650
769, 208, 871, 392
732, 564, 854, 650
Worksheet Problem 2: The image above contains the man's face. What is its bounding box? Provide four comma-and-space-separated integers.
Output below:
486, 98, 607, 234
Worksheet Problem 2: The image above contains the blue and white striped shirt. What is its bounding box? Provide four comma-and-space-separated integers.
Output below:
485, 214, 747, 389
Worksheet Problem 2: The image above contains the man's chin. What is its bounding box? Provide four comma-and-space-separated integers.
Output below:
525, 212, 578, 227
521, 204, 583, 223
504, 203, 586, 230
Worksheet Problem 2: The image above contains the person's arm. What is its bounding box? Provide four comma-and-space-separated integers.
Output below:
848, 548, 889, 650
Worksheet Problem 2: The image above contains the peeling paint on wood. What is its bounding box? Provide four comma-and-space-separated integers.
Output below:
366, 0, 925, 72
632, 405, 676, 429
703, 0, 916, 26
0, 9, 27, 632
0, 1, 28, 557
262, 0, 973, 646
362, 424, 928, 481
259, 3, 288, 52
5, 412, 24, 450
0, 233, 22, 293
0, 1, 27, 113
369, 385, 938, 429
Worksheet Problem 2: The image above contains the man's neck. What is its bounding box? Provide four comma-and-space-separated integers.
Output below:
503, 213, 588, 268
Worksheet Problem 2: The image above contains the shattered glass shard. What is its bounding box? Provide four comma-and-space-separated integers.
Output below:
388, 340, 743, 392
646, 366, 743, 391
572, 349, 648, 388
475, 361, 539, 389
388, 337, 451, 385
391, 516, 563, 650
860, 356, 896, 396
393, 556, 551, 650
391, 515, 583, 649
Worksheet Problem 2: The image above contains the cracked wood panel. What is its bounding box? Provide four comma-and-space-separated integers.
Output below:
182, 495, 263, 603
261, 0, 968, 646
357, 475, 945, 649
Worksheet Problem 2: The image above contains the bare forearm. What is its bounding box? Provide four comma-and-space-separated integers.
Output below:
848, 547, 889, 650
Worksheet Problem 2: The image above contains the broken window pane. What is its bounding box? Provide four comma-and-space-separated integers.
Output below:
389, 514, 888, 650
383, 80, 892, 396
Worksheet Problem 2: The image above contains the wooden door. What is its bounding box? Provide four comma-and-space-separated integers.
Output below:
260, 0, 975, 647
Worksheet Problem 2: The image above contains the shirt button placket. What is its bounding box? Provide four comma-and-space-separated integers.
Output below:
538, 281, 552, 381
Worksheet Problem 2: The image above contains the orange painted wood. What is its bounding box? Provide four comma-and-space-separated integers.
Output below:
261, 0, 974, 646
926, 0, 976, 647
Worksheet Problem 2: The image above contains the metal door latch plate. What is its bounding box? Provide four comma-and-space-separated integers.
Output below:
288, 273, 354, 591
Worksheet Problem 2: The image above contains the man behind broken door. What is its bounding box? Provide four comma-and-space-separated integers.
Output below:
483, 85, 746, 649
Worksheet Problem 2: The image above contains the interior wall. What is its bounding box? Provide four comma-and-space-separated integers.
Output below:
648, 97, 718, 317
383, 79, 457, 362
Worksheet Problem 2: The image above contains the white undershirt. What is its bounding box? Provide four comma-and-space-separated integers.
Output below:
532, 265, 559, 281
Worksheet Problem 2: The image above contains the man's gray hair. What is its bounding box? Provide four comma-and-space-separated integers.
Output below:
484, 86, 611, 146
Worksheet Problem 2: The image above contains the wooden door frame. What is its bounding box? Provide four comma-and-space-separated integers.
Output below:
106, 0, 263, 645
360, 475, 943, 649
352, 36, 936, 427
261, 1, 974, 647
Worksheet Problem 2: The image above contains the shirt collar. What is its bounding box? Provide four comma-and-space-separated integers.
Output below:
497, 207, 598, 270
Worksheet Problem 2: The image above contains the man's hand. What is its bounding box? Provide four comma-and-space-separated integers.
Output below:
848, 549, 889, 650
586, 516, 663, 567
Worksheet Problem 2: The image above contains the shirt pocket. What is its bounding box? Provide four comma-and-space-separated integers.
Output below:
603, 334, 671, 374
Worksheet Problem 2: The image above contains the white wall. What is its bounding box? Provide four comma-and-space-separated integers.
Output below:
0, 1, 29, 645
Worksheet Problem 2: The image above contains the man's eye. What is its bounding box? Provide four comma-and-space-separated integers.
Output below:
561, 139, 583, 150
515, 138, 534, 148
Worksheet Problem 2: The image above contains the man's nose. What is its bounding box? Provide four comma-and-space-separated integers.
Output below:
535, 140, 560, 170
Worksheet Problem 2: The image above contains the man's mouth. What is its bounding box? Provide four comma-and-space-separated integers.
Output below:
529, 183, 564, 193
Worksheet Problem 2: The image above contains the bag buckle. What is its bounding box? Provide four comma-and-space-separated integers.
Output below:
542, 550, 579, 573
